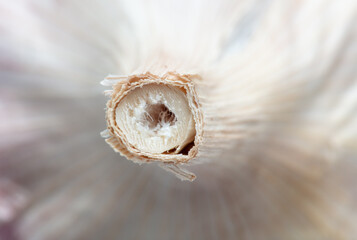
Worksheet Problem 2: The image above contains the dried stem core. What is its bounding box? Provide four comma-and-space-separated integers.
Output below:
115, 83, 196, 154
103, 72, 203, 171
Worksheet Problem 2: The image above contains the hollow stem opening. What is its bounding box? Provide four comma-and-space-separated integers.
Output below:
142, 103, 177, 131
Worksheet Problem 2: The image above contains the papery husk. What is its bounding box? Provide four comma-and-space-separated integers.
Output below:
0, 0, 357, 240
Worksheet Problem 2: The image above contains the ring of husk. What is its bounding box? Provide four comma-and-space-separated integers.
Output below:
105, 72, 203, 164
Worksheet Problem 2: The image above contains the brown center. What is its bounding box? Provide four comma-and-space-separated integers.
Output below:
141, 103, 177, 130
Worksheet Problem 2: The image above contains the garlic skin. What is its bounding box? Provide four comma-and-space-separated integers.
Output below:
0, 0, 357, 240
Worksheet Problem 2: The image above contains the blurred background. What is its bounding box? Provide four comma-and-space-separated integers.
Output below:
1, 0, 357, 239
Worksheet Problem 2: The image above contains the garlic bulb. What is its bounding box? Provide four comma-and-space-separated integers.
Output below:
1, 0, 357, 239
